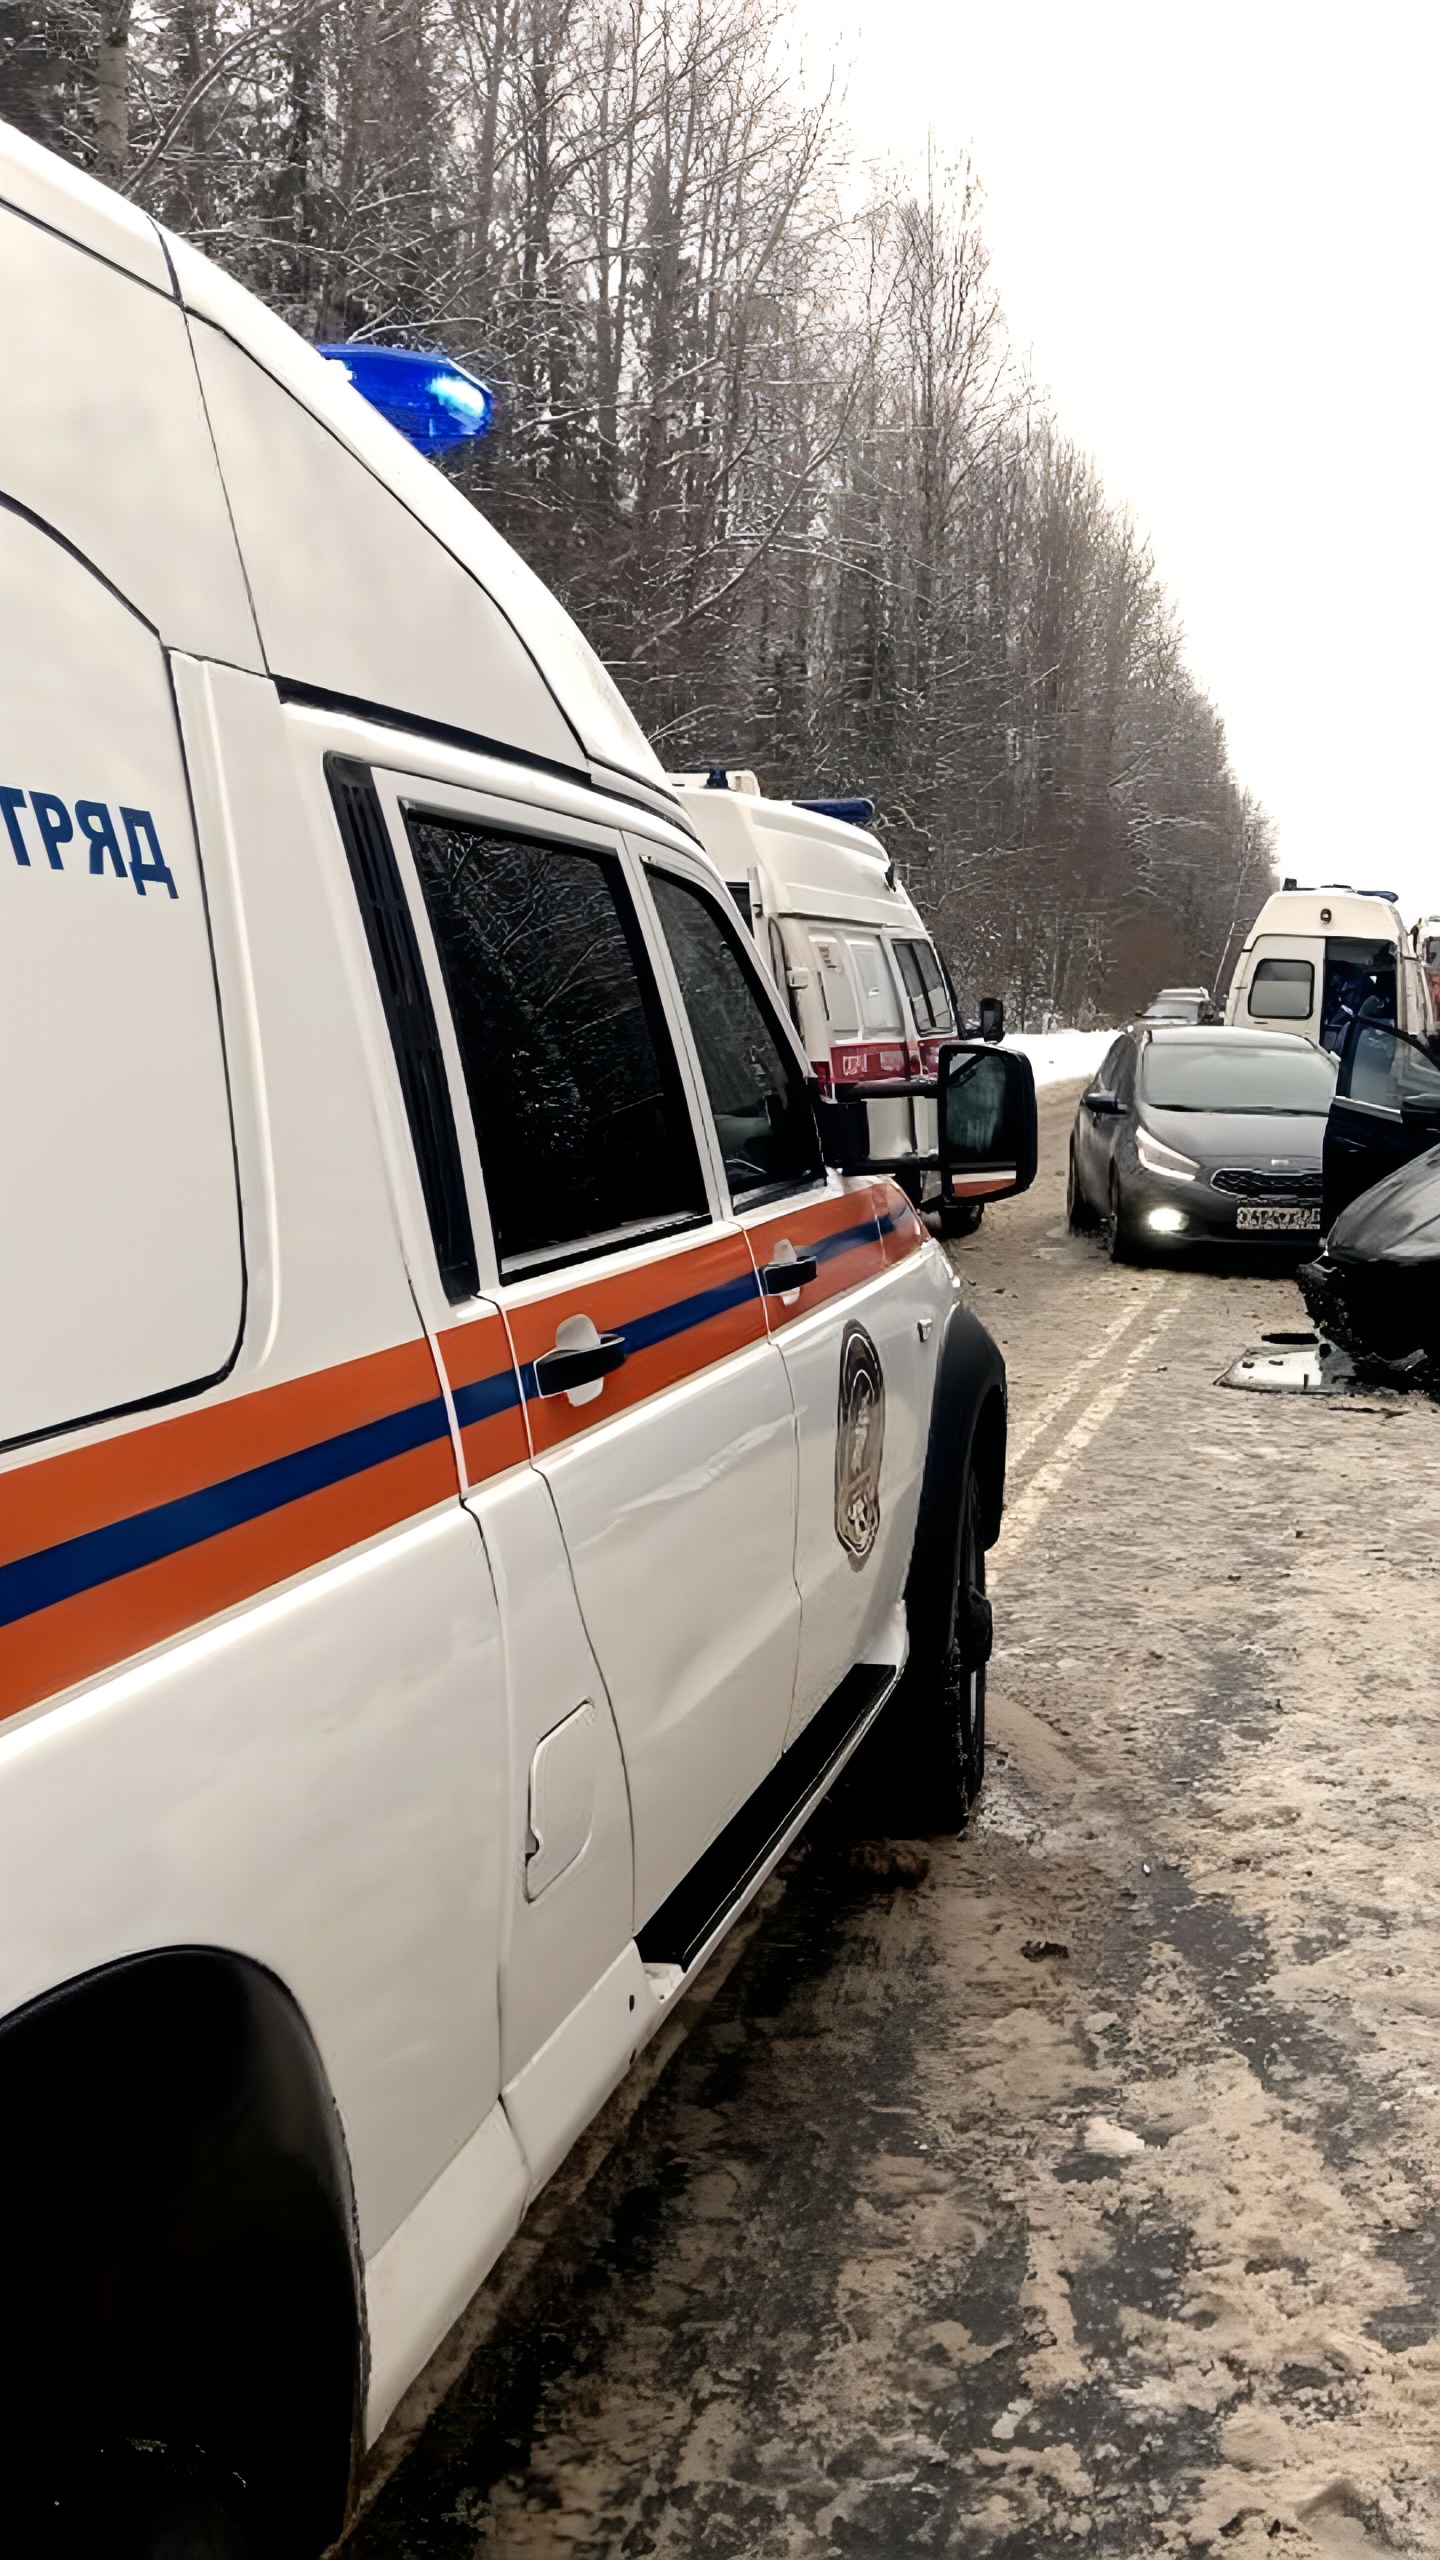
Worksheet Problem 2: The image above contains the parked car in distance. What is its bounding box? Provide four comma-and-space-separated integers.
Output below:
1137, 986, 1214, 1024
1224, 886, 1435, 1054
1068, 1026, 1337, 1260
1300, 1146, 1440, 1373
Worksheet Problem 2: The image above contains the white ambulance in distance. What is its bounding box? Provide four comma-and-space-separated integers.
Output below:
671, 771, 1005, 1236
0, 122, 1036, 2555
1225, 884, 1436, 1054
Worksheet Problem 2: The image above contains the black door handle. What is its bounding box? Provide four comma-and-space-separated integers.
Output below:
759, 1254, 819, 1294
532, 1333, 628, 1396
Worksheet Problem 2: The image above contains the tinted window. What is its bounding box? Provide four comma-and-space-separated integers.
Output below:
407, 815, 705, 1274
1248, 958, 1314, 1019
649, 871, 822, 1201
1093, 1037, 1129, 1093
1340, 1023, 1440, 1112
1140, 1041, 1336, 1114
894, 938, 956, 1033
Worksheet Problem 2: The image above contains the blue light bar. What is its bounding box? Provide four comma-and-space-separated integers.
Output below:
796, 796, 876, 828
318, 344, 495, 454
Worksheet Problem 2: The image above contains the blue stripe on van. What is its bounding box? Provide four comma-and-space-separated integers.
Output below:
450, 1366, 524, 1431
812, 1214, 882, 1262
520, 1267, 759, 1401
0, 1396, 451, 1631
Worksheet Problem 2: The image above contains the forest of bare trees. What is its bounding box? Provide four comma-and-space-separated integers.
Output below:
1, 0, 1276, 1019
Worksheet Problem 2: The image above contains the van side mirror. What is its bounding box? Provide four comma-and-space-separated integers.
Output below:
1085, 1087, 1123, 1116
937, 1043, 1037, 1202
978, 996, 1005, 1044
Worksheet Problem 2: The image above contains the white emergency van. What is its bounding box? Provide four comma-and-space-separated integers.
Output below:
1225, 885, 1435, 1054
671, 772, 1004, 1234
0, 121, 1036, 2554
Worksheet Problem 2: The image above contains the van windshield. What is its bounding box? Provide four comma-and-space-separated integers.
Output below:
893, 938, 955, 1033
1140, 1041, 1337, 1114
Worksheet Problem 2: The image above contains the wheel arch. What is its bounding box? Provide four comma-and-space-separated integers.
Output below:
906, 1298, 1007, 1652
0, 1944, 365, 2554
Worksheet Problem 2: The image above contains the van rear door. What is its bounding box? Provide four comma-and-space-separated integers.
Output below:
1237, 938, 1322, 1042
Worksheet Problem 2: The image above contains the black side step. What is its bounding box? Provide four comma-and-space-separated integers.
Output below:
636, 1662, 896, 1975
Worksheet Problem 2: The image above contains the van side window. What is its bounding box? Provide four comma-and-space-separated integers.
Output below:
405, 815, 706, 1275
1248, 958, 1314, 1020
846, 936, 902, 1032
893, 938, 955, 1033
649, 872, 823, 1202
808, 934, 857, 1032
0, 511, 244, 1445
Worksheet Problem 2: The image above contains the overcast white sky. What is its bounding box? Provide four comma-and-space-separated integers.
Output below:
795, 0, 1439, 922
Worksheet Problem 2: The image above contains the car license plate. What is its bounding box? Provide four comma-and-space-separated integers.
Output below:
1235, 1205, 1320, 1232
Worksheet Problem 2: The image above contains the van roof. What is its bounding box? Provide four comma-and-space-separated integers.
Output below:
670, 780, 928, 933
1242, 889, 1410, 947
1142, 1025, 1321, 1049
1, 119, 669, 810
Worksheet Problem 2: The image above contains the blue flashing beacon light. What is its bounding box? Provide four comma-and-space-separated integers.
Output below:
318, 344, 495, 455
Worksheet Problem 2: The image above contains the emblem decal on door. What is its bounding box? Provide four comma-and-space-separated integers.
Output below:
835, 1322, 885, 1566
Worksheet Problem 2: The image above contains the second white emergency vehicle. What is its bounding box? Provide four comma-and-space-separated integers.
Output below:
672, 771, 1005, 1234
0, 120, 1035, 2556
1225, 884, 1435, 1054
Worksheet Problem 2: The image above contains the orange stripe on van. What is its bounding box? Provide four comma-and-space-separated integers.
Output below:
0, 1341, 440, 1572
436, 1308, 530, 1490
0, 1442, 452, 1723
874, 1178, 929, 1263
1, 1440, 454, 1721
744, 1186, 888, 1332
504, 1231, 766, 1457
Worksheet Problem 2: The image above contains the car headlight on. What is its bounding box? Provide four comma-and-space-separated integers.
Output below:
1135, 1126, 1199, 1182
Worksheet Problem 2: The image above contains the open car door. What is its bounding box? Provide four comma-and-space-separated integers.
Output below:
1324, 1019, 1440, 1227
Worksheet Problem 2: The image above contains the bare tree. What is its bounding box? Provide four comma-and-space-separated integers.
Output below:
1, 0, 1274, 1017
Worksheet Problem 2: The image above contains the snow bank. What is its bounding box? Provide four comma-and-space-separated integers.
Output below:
1001, 1028, 1114, 1088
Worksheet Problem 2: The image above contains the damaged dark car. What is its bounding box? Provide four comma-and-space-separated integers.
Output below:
1300, 1019, 1440, 1375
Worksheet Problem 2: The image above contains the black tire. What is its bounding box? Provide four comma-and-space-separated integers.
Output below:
938, 1196, 985, 1240
16, 2439, 257, 2559
1067, 1140, 1097, 1232
884, 1469, 989, 1832
1106, 1168, 1139, 1264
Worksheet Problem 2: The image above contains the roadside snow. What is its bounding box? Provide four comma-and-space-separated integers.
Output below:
1002, 1028, 1113, 1088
